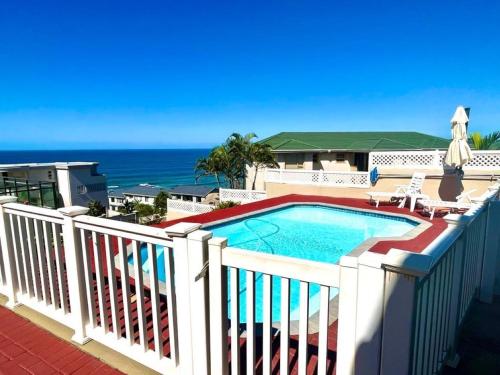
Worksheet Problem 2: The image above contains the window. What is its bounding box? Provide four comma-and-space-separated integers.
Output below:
111, 197, 115, 202
47, 170, 53, 180
284, 153, 305, 169
335, 153, 345, 162
76, 185, 87, 194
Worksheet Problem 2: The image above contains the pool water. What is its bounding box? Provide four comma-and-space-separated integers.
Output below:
129, 204, 417, 322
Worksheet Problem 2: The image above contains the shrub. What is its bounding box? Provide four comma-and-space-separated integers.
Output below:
214, 200, 240, 210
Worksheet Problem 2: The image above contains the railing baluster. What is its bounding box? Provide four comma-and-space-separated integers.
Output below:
52, 223, 68, 312
80, 229, 96, 327
92, 231, 108, 332
246, 270, 255, 375
280, 277, 290, 375
18, 216, 34, 296
147, 243, 163, 359
132, 240, 147, 351
43, 221, 58, 308
118, 237, 133, 345
33, 219, 49, 304
298, 281, 309, 375
10, 214, 26, 293
104, 234, 120, 339
164, 246, 178, 363
230, 267, 240, 375
262, 273, 273, 375
25, 217, 42, 301
317, 285, 330, 375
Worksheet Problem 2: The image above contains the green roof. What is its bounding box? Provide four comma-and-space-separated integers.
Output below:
260, 132, 450, 152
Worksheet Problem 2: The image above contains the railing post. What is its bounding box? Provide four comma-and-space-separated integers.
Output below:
336, 254, 359, 375
379, 249, 433, 375
0, 196, 20, 308
58, 206, 90, 344
208, 237, 229, 375
352, 252, 387, 375
187, 229, 213, 375
166, 222, 203, 375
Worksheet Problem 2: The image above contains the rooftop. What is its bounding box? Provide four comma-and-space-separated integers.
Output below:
0, 162, 99, 172
108, 185, 166, 198
260, 131, 450, 152
168, 184, 218, 198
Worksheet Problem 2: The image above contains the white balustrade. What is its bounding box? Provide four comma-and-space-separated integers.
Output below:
265, 168, 371, 188
167, 198, 213, 214
219, 188, 267, 204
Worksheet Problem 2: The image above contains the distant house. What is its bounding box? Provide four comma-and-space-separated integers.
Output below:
0, 162, 108, 209
108, 185, 166, 212
259, 131, 450, 172
168, 184, 218, 203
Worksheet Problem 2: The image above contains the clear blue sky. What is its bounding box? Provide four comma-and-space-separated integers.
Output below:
1, 0, 499, 150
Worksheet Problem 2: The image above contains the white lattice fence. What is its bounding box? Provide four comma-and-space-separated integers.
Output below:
167, 199, 213, 214
265, 169, 370, 188
219, 189, 267, 204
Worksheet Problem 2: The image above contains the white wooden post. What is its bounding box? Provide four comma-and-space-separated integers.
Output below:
379, 249, 433, 375
166, 222, 202, 375
187, 229, 213, 375
58, 206, 90, 344
336, 254, 359, 375
208, 237, 229, 375
352, 252, 386, 375
0, 196, 20, 308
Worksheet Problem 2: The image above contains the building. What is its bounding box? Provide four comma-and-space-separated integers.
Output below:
0, 162, 108, 208
108, 184, 166, 212
259, 131, 450, 172
168, 184, 218, 203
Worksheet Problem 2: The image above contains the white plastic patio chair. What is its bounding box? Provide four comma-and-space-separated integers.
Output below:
418, 189, 476, 220
367, 172, 427, 211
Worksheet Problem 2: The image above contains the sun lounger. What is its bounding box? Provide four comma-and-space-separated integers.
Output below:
367, 172, 426, 211
418, 190, 476, 220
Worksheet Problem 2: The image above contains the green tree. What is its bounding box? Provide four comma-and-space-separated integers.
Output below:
87, 200, 106, 217
153, 191, 170, 215
469, 131, 500, 150
214, 200, 240, 210
248, 142, 278, 190
133, 201, 155, 218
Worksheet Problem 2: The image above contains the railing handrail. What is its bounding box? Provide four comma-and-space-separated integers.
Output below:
266, 168, 370, 176
3, 201, 64, 224
221, 246, 340, 287
219, 187, 267, 195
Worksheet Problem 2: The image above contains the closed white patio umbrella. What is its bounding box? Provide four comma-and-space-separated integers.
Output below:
444, 106, 473, 168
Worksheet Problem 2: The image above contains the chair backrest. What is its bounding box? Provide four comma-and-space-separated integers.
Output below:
406, 172, 426, 194
456, 189, 477, 203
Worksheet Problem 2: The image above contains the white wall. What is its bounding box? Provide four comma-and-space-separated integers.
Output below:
56, 165, 108, 208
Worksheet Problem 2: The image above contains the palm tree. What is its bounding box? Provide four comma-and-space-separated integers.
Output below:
195, 147, 226, 187
153, 191, 170, 216
248, 142, 278, 190
469, 131, 500, 150
87, 200, 106, 217
118, 199, 134, 214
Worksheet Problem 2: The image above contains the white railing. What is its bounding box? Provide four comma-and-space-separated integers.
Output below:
0, 182, 498, 375
265, 168, 371, 188
167, 198, 213, 214
0, 196, 211, 374
369, 150, 500, 172
208, 242, 340, 375
219, 188, 267, 204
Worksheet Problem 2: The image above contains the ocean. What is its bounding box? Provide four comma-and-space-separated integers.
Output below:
0, 149, 216, 189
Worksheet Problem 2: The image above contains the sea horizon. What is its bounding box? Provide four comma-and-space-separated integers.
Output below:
0, 149, 217, 190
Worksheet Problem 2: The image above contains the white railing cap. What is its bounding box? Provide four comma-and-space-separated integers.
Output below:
444, 213, 472, 226
0, 196, 18, 205
382, 248, 434, 277
208, 237, 228, 247
58, 206, 90, 217
164, 222, 202, 237
187, 229, 213, 242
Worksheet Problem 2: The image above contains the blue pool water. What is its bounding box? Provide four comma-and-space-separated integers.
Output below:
130, 205, 417, 322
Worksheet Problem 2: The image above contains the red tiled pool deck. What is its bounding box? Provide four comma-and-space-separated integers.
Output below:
0, 305, 122, 375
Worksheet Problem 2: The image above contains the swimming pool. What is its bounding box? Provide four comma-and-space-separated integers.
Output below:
129, 204, 417, 322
